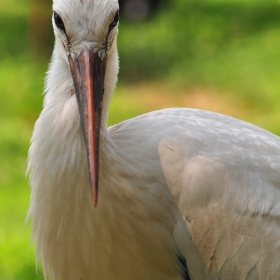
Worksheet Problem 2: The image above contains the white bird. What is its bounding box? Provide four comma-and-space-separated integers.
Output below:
28, 0, 280, 279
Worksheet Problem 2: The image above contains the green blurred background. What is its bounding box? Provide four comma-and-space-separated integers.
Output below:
1, 0, 280, 279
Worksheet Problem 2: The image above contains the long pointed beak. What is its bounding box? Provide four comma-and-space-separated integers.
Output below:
68, 50, 107, 207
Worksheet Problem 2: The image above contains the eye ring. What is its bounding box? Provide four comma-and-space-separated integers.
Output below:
53, 12, 66, 32
109, 10, 119, 29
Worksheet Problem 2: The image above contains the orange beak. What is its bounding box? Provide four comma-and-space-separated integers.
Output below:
68, 50, 107, 207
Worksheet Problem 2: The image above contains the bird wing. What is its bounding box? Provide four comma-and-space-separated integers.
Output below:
110, 108, 280, 279
156, 108, 280, 280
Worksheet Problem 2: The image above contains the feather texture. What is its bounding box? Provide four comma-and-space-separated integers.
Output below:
28, 0, 280, 279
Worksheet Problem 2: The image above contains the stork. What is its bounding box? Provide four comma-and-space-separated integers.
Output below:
28, 0, 280, 279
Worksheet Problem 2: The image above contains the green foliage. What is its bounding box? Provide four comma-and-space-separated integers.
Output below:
1, 0, 280, 279
117, 0, 280, 133
119, 1, 280, 102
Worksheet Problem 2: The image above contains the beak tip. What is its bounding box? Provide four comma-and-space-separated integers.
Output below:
92, 184, 98, 207
93, 197, 98, 207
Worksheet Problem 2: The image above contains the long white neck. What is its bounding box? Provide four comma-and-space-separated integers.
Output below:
28, 37, 181, 279
28, 38, 120, 226
28, 38, 122, 277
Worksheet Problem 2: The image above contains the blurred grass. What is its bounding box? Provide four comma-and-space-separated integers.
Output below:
118, 0, 280, 132
1, 0, 280, 279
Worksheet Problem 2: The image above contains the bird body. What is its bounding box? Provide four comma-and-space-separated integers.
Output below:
28, 0, 280, 279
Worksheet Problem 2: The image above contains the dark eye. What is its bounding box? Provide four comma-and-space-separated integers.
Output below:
109, 10, 119, 29
53, 12, 66, 32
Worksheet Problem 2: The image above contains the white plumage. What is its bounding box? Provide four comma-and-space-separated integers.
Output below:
28, 0, 280, 279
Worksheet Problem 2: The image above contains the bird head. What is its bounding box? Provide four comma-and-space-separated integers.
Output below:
52, 0, 120, 206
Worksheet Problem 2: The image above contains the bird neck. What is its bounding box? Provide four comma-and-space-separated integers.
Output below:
99, 41, 119, 134
46, 41, 119, 137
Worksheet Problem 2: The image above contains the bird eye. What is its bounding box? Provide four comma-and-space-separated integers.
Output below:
53, 12, 66, 32
109, 10, 119, 29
